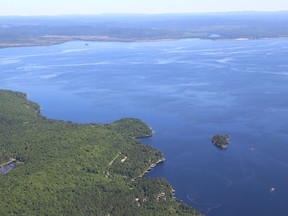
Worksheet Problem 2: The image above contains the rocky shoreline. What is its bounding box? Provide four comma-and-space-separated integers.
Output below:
138, 157, 165, 178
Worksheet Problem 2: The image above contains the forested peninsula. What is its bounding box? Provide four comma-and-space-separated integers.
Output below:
0, 90, 200, 215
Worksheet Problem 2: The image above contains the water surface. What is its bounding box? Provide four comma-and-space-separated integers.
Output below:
1, 39, 288, 216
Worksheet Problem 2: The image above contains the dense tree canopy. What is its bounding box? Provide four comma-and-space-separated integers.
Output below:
0, 90, 201, 215
106, 118, 153, 138
211, 134, 230, 149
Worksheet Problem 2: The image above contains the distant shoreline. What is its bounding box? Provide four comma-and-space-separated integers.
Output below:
1, 36, 288, 49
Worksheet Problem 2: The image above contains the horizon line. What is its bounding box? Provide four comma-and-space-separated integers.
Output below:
1, 10, 288, 17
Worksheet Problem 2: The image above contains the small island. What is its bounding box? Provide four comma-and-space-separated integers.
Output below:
211, 134, 230, 149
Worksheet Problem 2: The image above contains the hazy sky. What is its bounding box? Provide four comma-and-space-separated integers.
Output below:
1, 0, 288, 16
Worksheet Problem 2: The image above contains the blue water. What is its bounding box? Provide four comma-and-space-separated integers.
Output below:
1, 39, 288, 215
0, 162, 16, 175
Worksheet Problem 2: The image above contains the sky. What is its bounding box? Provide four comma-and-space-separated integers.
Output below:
1, 0, 288, 16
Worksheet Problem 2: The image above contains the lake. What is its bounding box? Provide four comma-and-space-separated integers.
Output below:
1, 38, 288, 216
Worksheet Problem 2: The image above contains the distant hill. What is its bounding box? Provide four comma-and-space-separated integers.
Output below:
1, 12, 288, 48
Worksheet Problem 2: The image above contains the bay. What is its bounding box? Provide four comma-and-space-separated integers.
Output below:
1, 38, 288, 215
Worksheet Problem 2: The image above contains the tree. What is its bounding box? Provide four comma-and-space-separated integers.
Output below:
211, 134, 230, 149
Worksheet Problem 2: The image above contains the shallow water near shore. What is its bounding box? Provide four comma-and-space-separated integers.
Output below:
0, 161, 16, 175
1, 38, 288, 215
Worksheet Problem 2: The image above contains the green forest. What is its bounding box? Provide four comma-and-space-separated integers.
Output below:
211, 134, 230, 149
0, 90, 201, 215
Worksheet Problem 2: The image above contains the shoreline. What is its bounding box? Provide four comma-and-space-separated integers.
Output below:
1, 36, 288, 50
138, 157, 165, 178
0, 159, 17, 175
0, 159, 16, 168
